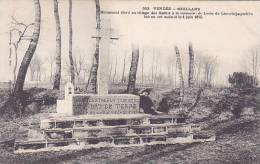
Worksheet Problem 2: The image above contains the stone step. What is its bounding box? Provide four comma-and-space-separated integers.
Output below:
40, 114, 148, 129
14, 132, 215, 153
40, 114, 188, 130
44, 127, 169, 140
42, 123, 201, 139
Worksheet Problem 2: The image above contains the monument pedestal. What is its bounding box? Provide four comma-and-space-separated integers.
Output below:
14, 100, 215, 153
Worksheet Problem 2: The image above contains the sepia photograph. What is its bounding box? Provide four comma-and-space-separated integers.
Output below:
0, 0, 259, 163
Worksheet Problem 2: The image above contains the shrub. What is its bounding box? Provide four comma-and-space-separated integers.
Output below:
228, 72, 258, 88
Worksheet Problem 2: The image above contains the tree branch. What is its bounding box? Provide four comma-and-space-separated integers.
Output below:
10, 16, 34, 48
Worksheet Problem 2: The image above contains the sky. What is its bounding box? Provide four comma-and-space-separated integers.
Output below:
0, 0, 260, 85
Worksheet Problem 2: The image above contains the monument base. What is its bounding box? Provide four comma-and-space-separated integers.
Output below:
14, 113, 215, 153
14, 85, 215, 153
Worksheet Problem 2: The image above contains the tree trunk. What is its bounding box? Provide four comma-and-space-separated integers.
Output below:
167, 64, 171, 86
196, 63, 202, 87
188, 43, 195, 87
171, 61, 174, 86
109, 59, 113, 81
86, 42, 100, 93
9, 32, 12, 91
151, 52, 155, 84
50, 62, 53, 83
113, 56, 117, 83
53, 0, 61, 90
9, 31, 12, 68
252, 52, 255, 78
174, 46, 184, 102
154, 55, 158, 85
253, 50, 258, 86
69, 0, 75, 85
13, 0, 41, 95
29, 66, 34, 81
13, 44, 18, 84
141, 49, 144, 84
255, 51, 258, 86
175, 59, 177, 87
158, 64, 161, 83
188, 88, 203, 111
86, 0, 101, 93
127, 44, 139, 94
121, 54, 126, 83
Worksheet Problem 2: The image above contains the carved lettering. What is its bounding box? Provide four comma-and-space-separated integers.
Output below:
72, 95, 140, 115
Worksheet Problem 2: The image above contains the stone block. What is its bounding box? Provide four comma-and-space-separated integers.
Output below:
59, 94, 141, 115
72, 94, 140, 115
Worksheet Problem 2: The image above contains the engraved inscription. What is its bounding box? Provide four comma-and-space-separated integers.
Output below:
72, 95, 140, 115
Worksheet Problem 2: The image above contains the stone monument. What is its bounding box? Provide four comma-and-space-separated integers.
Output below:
96, 19, 117, 94
14, 19, 215, 154
56, 19, 140, 115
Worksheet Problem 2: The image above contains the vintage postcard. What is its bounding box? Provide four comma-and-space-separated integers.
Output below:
0, 0, 259, 163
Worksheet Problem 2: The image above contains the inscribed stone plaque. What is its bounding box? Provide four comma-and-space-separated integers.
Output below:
72, 94, 140, 115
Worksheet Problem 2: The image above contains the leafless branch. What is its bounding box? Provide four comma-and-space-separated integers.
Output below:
10, 16, 34, 47
11, 16, 34, 28
10, 28, 22, 36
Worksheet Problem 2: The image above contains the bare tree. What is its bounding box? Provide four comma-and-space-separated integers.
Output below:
13, 0, 41, 95
8, 31, 12, 91
74, 53, 84, 83
82, 56, 91, 83
166, 56, 175, 86
255, 51, 258, 85
10, 17, 34, 86
167, 62, 171, 85
82, 67, 90, 83
112, 56, 117, 83
109, 57, 113, 81
199, 55, 218, 87
154, 54, 158, 85
86, 0, 101, 93
46, 51, 55, 83
35, 58, 43, 82
53, 0, 62, 90
194, 55, 203, 87
127, 44, 139, 94
175, 59, 178, 87
241, 48, 259, 85
251, 49, 258, 86
151, 51, 155, 84
29, 54, 42, 81
9, 31, 12, 69
157, 61, 163, 84
188, 43, 195, 87
193, 53, 218, 87
121, 54, 127, 83
62, 48, 87, 84
174, 46, 184, 102
195, 54, 218, 87
68, 0, 75, 84
141, 49, 144, 84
